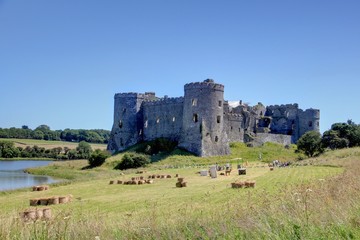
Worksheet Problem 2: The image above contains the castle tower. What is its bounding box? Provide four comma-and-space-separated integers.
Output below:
296, 108, 320, 142
107, 93, 146, 153
179, 79, 230, 156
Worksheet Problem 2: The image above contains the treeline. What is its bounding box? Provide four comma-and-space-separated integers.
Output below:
297, 120, 360, 157
0, 125, 110, 144
0, 140, 94, 160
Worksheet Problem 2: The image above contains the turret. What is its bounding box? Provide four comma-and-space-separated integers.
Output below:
179, 79, 230, 156
107, 93, 147, 152
297, 108, 320, 141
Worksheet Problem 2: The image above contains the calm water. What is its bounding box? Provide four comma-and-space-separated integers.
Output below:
0, 160, 57, 191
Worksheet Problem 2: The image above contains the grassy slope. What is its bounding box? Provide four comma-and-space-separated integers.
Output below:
1, 144, 360, 239
0, 138, 107, 151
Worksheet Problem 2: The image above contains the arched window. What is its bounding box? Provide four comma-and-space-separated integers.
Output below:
217, 116, 221, 123
119, 120, 123, 128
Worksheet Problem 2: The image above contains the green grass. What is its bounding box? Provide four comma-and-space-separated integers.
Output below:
1, 138, 107, 151
1, 143, 360, 239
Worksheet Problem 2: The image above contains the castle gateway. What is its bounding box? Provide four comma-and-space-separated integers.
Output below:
107, 79, 320, 157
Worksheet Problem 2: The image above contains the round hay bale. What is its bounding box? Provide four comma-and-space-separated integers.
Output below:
231, 182, 238, 188
140, 176, 144, 180
59, 196, 69, 204
166, 175, 172, 178
109, 180, 114, 185
32, 186, 39, 191
175, 182, 182, 188
40, 198, 49, 206
42, 208, 52, 220
270, 167, 274, 171
175, 174, 179, 177
44, 185, 49, 190
160, 175, 165, 179
48, 196, 59, 205
238, 182, 245, 188
37, 186, 45, 191
131, 180, 137, 185
138, 180, 143, 185
244, 181, 250, 188
29, 198, 40, 206
156, 175, 161, 178
181, 182, 187, 187
131, 177, 136, 181
36, 208, 44, 219
117, 180, 123, 184
147, 180, 154, 184
177, 177, 184, 183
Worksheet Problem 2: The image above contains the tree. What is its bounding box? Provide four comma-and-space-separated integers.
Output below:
88, 149, 110, 167
76, 141, 93, 159
297, 131, 323, 157
114, 153, 150, 170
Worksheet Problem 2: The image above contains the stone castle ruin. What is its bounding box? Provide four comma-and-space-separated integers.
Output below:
108, 79, 320, 157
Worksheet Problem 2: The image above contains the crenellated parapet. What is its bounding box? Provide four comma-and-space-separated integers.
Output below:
142, 97, 184, 106
184, 79, 224, 92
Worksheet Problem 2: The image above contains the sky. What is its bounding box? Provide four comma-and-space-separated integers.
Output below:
0, 0, 359, 133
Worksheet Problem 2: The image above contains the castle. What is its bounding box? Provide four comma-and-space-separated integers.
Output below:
107, 79, 320, 156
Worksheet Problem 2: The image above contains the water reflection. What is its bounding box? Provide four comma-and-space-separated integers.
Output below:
0, 161, 58, 191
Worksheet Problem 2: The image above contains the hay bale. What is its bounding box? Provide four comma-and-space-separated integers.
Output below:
48, 196, 59, 205
67, 194, 73, 202
270, 167, 274, 171
109, 180, 114, 185
131, 180, 138, 185
160, 175, 165, 179
40, 198, 49, 206
140, 176, 144, 180
231, 182, 238, 188
35, 208, 44, 219
42, 208, 52, 220
23, 209, 36, 221
29, 198, 40, 206
37, 186, 45, 191
181, 182, 187, 187
146, 180, 154, 184
59, 196, 69, 204
166, 175, 172, 178
32, 186, 39, 191
175, 174, 179, 177
138, 180, 144, 185
117, 180, 123, 184
176, 182, 182, 188
244, 181, 251, 188
249, 181, 256, 188
43, 185, 49, 190
177, 177, 185, 183
156, 175, 161, 178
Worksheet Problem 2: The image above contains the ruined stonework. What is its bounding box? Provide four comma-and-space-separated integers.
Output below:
108, 79, 320, 156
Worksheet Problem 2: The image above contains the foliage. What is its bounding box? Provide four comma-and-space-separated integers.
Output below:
88, 149, 110, 167
0, 125, 110, 144
114, 153, 150, 170
0, 140, 98, 160
76, 141, 93, 159
322, 120, 360, 149
297, 131, 324, 157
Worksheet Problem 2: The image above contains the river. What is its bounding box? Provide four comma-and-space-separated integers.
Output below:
0, 160, 58, 191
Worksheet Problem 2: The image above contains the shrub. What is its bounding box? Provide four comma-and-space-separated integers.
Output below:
114, 153, 150, 170
88, 149, 110, 167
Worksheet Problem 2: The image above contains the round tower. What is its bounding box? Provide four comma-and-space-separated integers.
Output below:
297, 108, 320, 142
179, 79, 230, 156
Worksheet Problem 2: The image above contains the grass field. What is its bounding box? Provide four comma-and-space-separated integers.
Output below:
1, 144, 360, 239
0, 138, 107, 151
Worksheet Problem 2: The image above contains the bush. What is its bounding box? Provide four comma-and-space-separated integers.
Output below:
114, 153, 150, 170
88, 149, 110, 167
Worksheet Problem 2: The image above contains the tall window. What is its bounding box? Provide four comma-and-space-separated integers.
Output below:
217, 116, 221, 123
218, 101, 222, 107
193, 114, 198, 123
192, 99, 197, 106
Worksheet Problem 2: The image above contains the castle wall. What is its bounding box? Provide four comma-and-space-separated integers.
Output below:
251, 133, 292, 147
142, 97, 184, 141
225, 114, 245, 142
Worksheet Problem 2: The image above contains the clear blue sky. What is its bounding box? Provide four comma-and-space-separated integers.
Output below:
1, 0, 359, 133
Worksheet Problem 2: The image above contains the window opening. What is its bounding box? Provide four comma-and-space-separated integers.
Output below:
156, 118, 160, 124
308, 121, 313, 127
172, 116, 176, 122
119, 120, 123, 128
192, 99, 197, 106
217, 116, 221, 123
193, 114, 198, 123
218, 101, 222, 107
215, 136, 219, 142
144, 120, 148, 128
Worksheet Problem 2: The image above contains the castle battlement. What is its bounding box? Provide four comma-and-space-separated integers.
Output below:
184, 79, 224, 91
142, 97, 184, 106
108, 79, 320, 157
